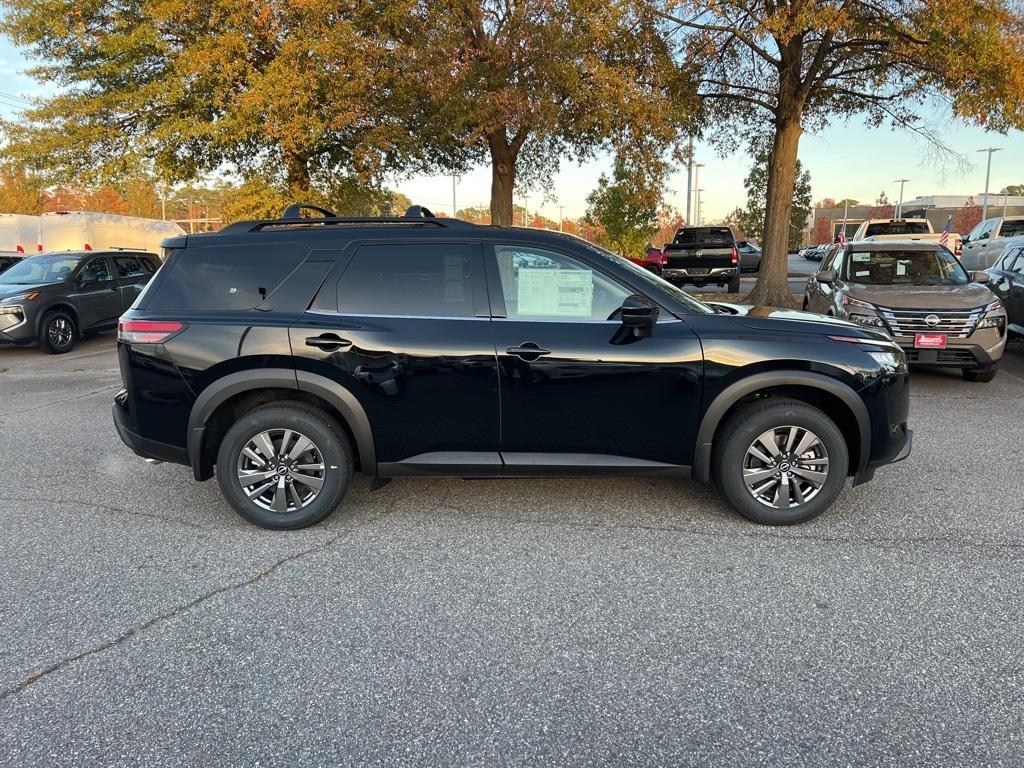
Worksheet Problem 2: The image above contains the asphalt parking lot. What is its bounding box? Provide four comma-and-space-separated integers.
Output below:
1, 335, 1023, 767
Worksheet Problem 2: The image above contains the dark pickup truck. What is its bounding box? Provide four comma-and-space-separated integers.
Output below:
662, 226, 740, 292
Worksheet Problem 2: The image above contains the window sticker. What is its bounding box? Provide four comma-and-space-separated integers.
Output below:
852, 253, 870, 262
443, 254, 465, 303
855, 270, 870, 277
517, 268, 593, 317
896, 261, 907, 276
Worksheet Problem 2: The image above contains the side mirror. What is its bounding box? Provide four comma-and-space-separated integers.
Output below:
619, 295, 658, 337
979, 232, 990, 240
972, 271, 990, 284
816, 270, 836, 285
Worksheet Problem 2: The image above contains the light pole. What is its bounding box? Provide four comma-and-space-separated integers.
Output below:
558, 204, 564, 232
696, 189, 705, 225
451, 174, 457, 218
978, 147, 1002, 220
893, 179, 909, 218
685, 137, 694, 224
693, 163, 705, 224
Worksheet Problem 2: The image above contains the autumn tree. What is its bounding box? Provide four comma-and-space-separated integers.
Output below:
737, 151, 812, 251
585, 156, 662, 257
394, 0, 695, 225
658, 0, 1024, 306
0, 165, 46, 214
0, 1, 414, 195
1002, 185, 1024, 196
869, 192, 895, 219
810, 216, 835, 245
955, 196, 983, 234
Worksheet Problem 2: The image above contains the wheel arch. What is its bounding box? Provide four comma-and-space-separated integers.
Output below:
36, 301, 81, 336
693, 371, 870, 484
186, 369, 376, 481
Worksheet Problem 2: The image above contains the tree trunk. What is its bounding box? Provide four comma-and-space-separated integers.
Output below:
488, 135, 517, 226
746, 117, 803, 308
285, 150, 311, 196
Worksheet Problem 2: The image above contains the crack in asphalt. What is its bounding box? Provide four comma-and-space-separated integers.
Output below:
0, 383, 120, 416
0, 496, 214, 532
0, 530, 351, 704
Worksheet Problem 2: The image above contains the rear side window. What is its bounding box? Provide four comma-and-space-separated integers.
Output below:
674, 227, 734, 246
114, 255, 148, 277
337, 243, 475, 317
146, 244, 308, 311
1000, 220, 1024, 238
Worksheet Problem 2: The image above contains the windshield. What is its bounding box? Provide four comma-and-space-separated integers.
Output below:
674, 227, 733, 246
574, 239, 714, 314
844, 249, 969, 286
0, 254, 82, 284
864, 221, 930, 236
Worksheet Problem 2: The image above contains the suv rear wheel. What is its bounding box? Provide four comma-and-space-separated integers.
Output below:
713, 399, 849, 525
216, 403, 352, 529
39, 310, 77, 354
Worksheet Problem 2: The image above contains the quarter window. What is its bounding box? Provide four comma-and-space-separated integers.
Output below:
338, 243, 475, 317
493, 245, 630, 321
114, 255, 147, 277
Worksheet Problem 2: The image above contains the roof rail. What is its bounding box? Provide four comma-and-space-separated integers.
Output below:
218, 202, 477, 234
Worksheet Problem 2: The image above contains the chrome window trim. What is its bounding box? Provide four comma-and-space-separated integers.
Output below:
305, 309, 682, 325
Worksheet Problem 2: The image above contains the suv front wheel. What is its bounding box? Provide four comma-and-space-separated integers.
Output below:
713, 399, 849, 525
216, 403, 353, 529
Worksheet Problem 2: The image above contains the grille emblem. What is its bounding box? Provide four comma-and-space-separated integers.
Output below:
924, 314, 940, 327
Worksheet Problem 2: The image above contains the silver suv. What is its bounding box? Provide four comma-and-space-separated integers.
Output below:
802, 241, 1007, 382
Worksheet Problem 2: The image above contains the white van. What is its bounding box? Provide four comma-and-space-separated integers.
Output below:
38, 211, 185, 255
0, 214, 41, 253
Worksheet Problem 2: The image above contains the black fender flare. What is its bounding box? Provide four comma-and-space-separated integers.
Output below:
35, 301, 81, 337
692, 371, 870, 484
185, 368, 376, 479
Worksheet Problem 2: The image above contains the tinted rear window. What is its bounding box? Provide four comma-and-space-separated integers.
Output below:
338, 243, 475, 317
673, 228, 734, 246
864, 221, 931, 236
146, 244, 308, 311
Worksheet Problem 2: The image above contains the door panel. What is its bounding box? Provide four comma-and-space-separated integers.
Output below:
485, 242, 703, 467
72, 256, 122, 329
289, 241, 499, 468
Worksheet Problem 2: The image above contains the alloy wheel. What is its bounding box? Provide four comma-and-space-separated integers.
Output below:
49, 317, 73, 349
742, 425, 830, 509
236, 428, 326, 513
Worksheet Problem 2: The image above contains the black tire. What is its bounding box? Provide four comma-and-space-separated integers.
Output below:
962, 367, 996, 383
801, 297, 809, 310
727, 275, 741, 293
216, 403, 353, 530
713, 398, 849, 525
39, 310, 77, 354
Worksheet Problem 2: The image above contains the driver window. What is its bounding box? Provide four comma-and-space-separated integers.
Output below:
493, 245, 630, 321
81, 257, 112, 282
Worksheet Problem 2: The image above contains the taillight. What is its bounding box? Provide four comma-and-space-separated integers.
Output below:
84, 243, 92, 251
731, 247, 738, 264
118, 320, 185, 344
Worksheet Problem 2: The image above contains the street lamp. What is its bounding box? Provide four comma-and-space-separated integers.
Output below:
893, 179, 909, 218
693, 164, 705, 224
978, 147, 1002, 220
696, 189, 705, 225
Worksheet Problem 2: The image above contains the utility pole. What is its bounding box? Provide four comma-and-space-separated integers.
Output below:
893, 179, 909, 218
522, 194, 530, 227
696, 189, 705, 225
693, 164, 705, 223
452, 174, 457, 218
558, 205, 564, 232
685, 137, 694, 224
978, 147, 1002, 220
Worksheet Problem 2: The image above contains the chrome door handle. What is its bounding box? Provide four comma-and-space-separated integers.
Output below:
305, 334, 352, 351
506, 342, 550, 361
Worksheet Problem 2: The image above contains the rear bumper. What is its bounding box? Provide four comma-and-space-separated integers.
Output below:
663, 267, 738, 283
112, 391, 189, 466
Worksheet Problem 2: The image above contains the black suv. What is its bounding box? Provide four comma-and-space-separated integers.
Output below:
113, 205, 912, 529
0, 250, 160, 353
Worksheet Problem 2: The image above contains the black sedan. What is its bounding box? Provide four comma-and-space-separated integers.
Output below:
986, 241, 1024, 337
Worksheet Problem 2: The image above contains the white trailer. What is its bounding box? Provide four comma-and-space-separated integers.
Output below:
38, 211, 186, 255
0, 213, 40, 253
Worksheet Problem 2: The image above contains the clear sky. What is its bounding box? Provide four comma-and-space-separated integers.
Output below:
0, 40, 1021, 223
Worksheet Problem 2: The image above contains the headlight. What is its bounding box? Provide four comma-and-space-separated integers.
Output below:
976, 300, 1006, 331
842, 296, 877, 311
848, 313, 886, 327
868, 349, 908, 375
982, 300, 1004, 313
0, 305, 23, 315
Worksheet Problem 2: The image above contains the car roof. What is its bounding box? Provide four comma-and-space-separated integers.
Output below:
846, 239, 942, 251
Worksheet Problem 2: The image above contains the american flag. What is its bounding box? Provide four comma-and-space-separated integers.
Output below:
939, 215, 953, 247
837, 220, 847, 248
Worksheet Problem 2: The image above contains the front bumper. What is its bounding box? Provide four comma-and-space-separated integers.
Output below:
854, 428, 912, 486
894, 328, 1005, 369
0, 305, 33, 345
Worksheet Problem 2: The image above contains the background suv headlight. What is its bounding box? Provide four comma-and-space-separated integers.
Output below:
975, 300, 1006, 332
842, 296, 886, 328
